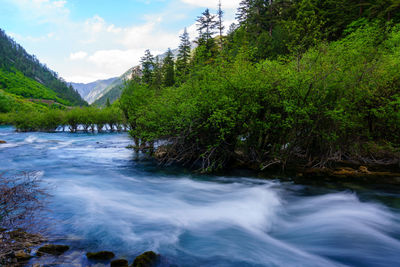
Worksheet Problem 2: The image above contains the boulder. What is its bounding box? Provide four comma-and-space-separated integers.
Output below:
37, 244, 70, 256
86, 251, 115, 261
15, 250, 32, 261
131, 251, 158, 267
111, 259, 129, 267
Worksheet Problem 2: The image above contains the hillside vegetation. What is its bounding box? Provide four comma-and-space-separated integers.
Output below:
0, 29, 86, 107
119, 0, 400, 172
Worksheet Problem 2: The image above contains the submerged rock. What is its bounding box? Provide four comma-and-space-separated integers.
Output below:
15, 250, 32, 261
111, 259, 129, 267
86, 251, 115, 261
132, 251, 158, 267
37, 244, 70, 256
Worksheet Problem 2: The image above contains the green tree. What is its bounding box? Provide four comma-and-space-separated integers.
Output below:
153, 56, 163, 90
176, 28, 191, 81
140, 49, 155, 84
196, 8, 218, 42
162, 48, 175, 87
217, 0, 225, 39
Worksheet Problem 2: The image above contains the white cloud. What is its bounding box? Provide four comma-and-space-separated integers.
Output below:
181, 0, 241, 9
5, 0, 240, 83
7, 0, 70, 24
69, 51, 88, 60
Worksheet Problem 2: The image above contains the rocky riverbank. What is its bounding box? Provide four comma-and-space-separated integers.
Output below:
0, 229, 159, 267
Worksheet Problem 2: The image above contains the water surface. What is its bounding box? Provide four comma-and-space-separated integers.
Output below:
0, 126, 399, 266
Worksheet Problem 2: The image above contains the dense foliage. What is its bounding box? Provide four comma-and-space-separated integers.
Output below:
0, 68, 69, 105
119, 0, 400, 172
0, 28, 86, 106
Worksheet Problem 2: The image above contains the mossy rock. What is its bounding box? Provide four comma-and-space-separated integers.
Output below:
131, 251, 158, 267
37, 244, 69, 256
15, 250, 32, 261
86, 251, 115, 261
111, 259, 129, 267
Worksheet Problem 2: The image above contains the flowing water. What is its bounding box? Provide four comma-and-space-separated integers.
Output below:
1, 126, 400, 267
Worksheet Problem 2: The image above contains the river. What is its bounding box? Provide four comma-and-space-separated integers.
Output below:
0, 126, 399, 267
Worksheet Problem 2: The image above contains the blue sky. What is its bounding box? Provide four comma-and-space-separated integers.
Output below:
0, 0, 240, 83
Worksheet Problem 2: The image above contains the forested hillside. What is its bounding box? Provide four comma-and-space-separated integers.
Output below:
0, 29, 86, 106
119, 0, 400, 172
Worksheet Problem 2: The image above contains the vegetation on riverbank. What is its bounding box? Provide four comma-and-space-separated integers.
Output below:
1, 1, 400, 174
0, 105, 126, 132
120, 1, 400, 172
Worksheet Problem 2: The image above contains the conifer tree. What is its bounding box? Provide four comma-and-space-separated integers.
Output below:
153, 56, 163, 89
162, 48, 175, 87
176, 28, 191, 81
217, 0, 225, 39
196, 8, 218, 42
140, 49, 155, 85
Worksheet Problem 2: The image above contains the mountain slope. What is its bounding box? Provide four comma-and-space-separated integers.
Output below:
0, 68, 69, 105
0, 28, 87, 106
93, 47, 186, 107
70, 77, 118, 104
92, 66, 140, 106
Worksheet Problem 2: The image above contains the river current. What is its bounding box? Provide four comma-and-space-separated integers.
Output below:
0, 126, 399, 267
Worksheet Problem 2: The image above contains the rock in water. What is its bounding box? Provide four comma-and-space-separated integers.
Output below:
86, 251, 115, 261
132, 251, 158, 267
14, 250, 32, 261
0, 140, 6, 144
111, 259, 129, 267
37, 244, 70, 256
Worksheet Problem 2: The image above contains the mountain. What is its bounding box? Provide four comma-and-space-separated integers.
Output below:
93, 46, 185, 107
69, 77, 118, 104
93, 66, 141, 106
0, 28, 87, 106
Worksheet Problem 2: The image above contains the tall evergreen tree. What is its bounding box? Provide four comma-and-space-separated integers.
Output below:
140, 49, 155, 85
162, 48, 175, 87
176, 28, 191, 81
218, 0, 225, 39
196, 8, 218, 42
153, 56, 163, 90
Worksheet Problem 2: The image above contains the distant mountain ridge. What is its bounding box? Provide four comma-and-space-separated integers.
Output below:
93, 46, 185, 106
0, 28, 87, 106
93, 66, 142, 106
69, 77, 118, 104
73, 45, 193, 106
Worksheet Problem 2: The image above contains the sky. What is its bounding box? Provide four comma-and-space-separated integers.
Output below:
0, 0, 240, 83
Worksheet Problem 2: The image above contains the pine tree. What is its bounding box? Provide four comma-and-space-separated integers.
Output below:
140, 49, 155, 85
176, 28, 191, 81
196, 8, 218, 42
153, 56, 163, 90
236, 0, 252, 24
106, 97, 111, 107
217, 0, 225, 39
162, 48, 175, 87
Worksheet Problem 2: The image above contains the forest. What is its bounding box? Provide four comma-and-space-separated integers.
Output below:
0, 29, 86, 106
120, 0, 400, 171
1, 0, 400, 172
